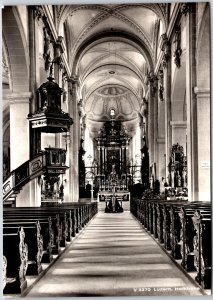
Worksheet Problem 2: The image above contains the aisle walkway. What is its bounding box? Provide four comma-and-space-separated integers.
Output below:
26, 212, 203, 297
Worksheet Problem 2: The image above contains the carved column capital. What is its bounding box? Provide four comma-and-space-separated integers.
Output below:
33, 5, 44, 21
180, 3, 190, 16
147, 72, 158, 95
69, 75, 79, 85
147, 71, 158, 83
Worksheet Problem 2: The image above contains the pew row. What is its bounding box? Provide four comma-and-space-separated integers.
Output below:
130, 198, 211, 289
3, 202, 97, 294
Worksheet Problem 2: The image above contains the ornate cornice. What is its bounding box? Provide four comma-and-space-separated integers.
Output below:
194, 87, 210, 99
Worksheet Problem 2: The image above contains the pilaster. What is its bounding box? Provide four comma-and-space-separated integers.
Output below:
161, 33, 172, 182
67, 77, 80, 202
194, 87, 210, 202
156, 138, 166, 191
170, 121, 187, 152
8, 92, 32, 170
146, 72, 158, 166
185, 4, 198, 201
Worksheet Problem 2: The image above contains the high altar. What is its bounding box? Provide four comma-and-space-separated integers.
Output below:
95, 110, 131, 205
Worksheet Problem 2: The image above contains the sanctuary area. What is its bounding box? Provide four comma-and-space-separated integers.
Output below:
2, 2, 211, 297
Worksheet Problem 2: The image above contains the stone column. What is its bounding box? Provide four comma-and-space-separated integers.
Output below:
156, 138, 165, 191
185, 5, 198, 201
161, 34, 172, 182
8, 92, 31, 170
8, 92, 42, 206
97, 146, 101, 174
54, 37, 64, 149
156, 68, 166, 189
121, 146, 125, 172
102, 147, 105, 173
146, 72, 158, 167
67, 77, 79, 202
139, 114, 144, 169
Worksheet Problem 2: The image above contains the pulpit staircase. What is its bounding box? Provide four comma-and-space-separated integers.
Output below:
3, 152, 46, 206
3, 148, 68, 207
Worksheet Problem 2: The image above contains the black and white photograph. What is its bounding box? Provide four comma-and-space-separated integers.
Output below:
2, 1, 212, 297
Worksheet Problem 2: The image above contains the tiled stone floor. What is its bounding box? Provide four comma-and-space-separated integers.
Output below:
26, 211, 204, 297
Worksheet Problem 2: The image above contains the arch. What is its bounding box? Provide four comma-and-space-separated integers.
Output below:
85, 74, 140, 103
196, 4, 210, 89
80, 55, 145, 84
57, 4, 166, 34
71, 31, 154, 76
86, 83, 140, 105
2, 7, 29, 92
171, 53, 186, 121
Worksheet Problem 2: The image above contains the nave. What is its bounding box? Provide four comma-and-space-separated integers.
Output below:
25, 209, 203, 297
2, 3, 211, 298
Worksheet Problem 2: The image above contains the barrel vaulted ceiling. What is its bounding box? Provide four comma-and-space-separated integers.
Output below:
55, 4, 167, 134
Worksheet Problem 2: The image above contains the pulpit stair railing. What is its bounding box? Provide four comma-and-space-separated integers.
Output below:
3, 148, 67, 203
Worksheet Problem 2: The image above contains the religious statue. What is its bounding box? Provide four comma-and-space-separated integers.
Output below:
176, 170, 182, 187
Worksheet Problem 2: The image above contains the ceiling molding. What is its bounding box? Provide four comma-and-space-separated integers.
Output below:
115, 4, 167, 28
72, 31, 154, 76
80, 55, 145, 84
85, 76, 140, 103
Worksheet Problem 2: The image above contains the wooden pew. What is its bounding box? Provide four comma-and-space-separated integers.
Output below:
3, 203, 98, 295
192, 211, 211, 289
4, 217, 54, 263
3, 221, 43, 275
178, 207, 211, 271
3, 202, 97, 256
4, 209, 70, 252
3, 204, 94, 247
130, 198, 211, 290
3, 256, 7, 290
3, 227, 28, 294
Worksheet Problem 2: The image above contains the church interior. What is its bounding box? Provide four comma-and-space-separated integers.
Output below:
2, 2, 211, 297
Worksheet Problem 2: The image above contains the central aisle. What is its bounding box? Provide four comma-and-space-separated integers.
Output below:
26, 211, 203, 297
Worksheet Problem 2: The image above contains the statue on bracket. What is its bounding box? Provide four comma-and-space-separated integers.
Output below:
43, 27, 53, 71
